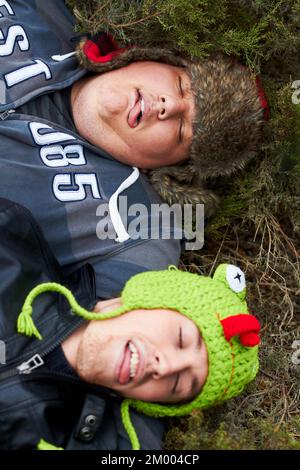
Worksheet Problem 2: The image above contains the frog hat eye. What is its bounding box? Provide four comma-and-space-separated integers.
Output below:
226, 265, 246, 293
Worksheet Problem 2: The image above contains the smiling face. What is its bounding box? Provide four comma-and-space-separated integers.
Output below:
71, 61, 196, 169
63, 299, 208, 404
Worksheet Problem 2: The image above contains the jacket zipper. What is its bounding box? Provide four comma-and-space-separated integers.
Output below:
0, 320, 121, 400
0, 317, 84, 382
0, 109, 15, 120
0, 354, 45, 381
17, 354, 45, 374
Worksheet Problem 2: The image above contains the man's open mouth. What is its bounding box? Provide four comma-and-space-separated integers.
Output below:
118, 340, 141, 385
128, 91, 145, 128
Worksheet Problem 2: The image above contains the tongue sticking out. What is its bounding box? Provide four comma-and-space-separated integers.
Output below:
128, 97, 142, 128
119, 343, 131, 384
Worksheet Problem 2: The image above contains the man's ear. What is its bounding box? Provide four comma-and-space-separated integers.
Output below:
93, 297, 123, 313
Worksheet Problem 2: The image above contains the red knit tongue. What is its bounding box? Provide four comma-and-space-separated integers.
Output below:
220, 314, 261, 347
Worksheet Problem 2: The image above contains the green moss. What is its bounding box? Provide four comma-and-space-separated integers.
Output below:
165, 409, 300, 450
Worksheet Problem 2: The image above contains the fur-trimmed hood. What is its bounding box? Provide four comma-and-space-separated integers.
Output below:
76, 33, 268, 216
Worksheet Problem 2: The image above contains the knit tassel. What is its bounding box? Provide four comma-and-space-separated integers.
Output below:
17, 305, 42, 340
37, 438, 63, 450
17, 282, 128, 340
121, 399, 141, 450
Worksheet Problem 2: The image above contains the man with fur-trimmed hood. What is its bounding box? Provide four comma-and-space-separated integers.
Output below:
76, 32, 268, 216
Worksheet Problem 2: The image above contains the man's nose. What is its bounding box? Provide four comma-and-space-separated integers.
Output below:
151, 350, 190, 380
157, 95, 184, 120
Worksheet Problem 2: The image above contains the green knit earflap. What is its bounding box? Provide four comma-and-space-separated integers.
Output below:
121, 399, 141, 450
17, 282, 126, 340
17, 264, 260, 451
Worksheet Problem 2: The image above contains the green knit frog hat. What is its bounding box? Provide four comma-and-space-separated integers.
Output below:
117, 264, 260, 416
17, 264, 260, 450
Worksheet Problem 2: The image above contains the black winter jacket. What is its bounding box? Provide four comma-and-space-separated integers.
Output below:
0, 198, 164, 449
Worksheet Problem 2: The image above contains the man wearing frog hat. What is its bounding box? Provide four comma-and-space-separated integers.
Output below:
0, 196, 260, 450
10, 245, 260, 451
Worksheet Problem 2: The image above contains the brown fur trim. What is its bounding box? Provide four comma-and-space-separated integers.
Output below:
149, 165, 219, 218
76, 39, 264, 216
188, 55, 264, 178
76, 39, 187, 73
